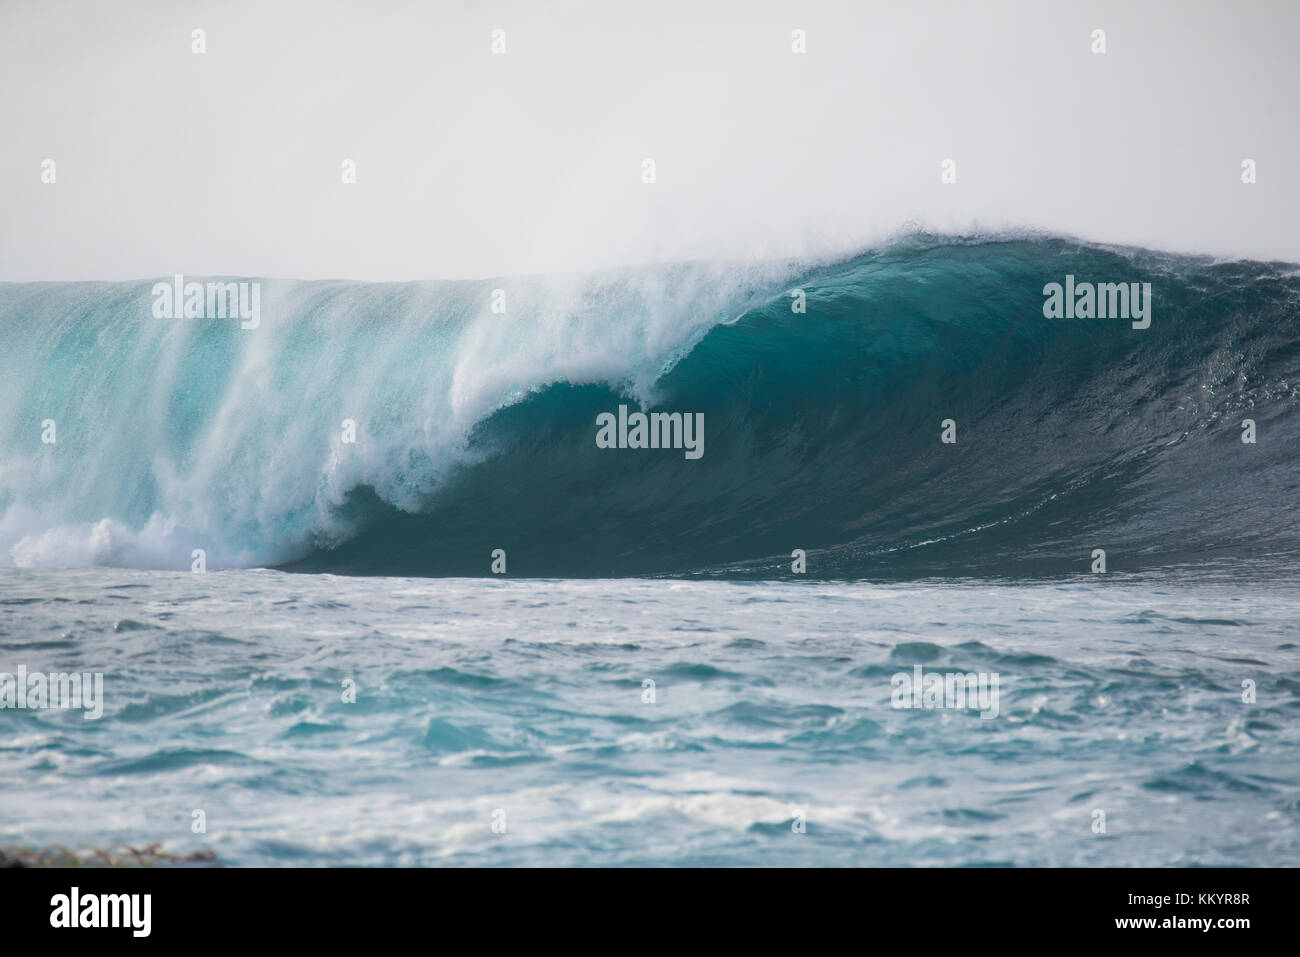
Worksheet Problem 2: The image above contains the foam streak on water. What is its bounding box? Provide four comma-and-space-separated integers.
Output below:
1, 568, 1296, 866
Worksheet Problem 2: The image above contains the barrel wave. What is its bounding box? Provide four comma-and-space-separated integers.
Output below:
2, 235, 1298, 578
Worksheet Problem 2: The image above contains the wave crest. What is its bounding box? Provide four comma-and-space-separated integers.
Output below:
3, 235, 1298, 577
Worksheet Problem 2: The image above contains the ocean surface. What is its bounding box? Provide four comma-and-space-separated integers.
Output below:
1, 568, 1298, 867
1, 235, 1298, 865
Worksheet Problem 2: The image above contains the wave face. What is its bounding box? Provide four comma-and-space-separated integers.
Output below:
2, 235, 1298, 578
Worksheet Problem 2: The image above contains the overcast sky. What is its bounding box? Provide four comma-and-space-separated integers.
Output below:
2, 0, 1297, 281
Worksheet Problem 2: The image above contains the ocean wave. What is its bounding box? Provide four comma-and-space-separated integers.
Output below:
2, 234, 1298, 578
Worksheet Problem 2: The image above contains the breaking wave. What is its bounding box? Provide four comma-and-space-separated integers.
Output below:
2, 234, 1298, 578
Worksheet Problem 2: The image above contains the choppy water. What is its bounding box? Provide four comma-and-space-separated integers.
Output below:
2, 567, 1297, 866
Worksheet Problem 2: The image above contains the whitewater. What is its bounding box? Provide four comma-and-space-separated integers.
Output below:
2, 234, 1297, 578
1, 569, 1297, 866
2, 234, 1298, 866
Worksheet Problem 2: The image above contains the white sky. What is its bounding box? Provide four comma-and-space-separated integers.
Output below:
2, 0, 1297, 281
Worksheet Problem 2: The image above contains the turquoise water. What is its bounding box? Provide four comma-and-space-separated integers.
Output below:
3, 236, 1298, 578
2, 568, 1297, 866
2, 235, 1298, 865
